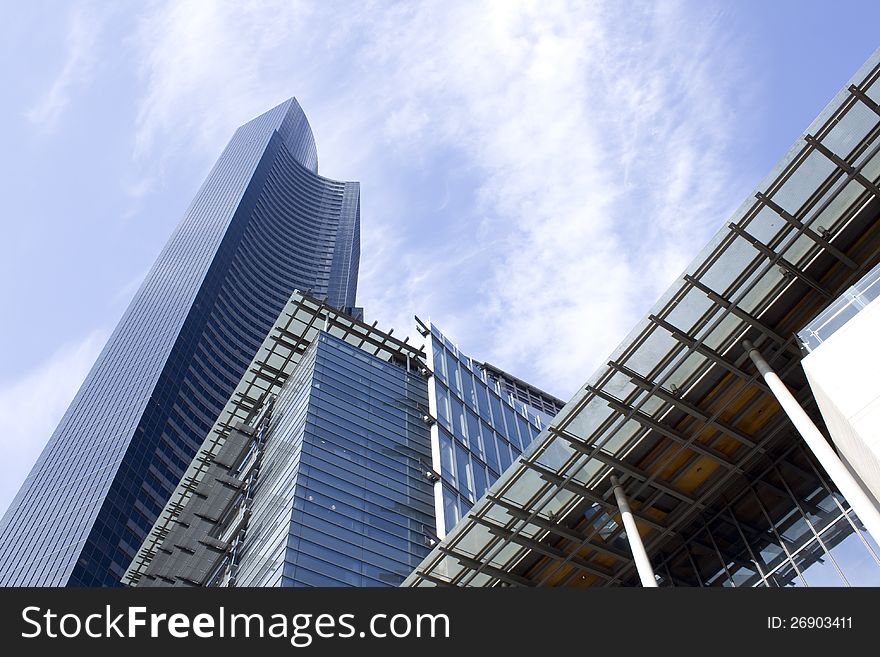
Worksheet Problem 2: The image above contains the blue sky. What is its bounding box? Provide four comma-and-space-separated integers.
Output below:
0, 0, 878, 517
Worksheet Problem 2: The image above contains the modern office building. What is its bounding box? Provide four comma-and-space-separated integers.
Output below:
404, 49, 880, 588
798, 261, 880, 509
123, 292, 562, 587
423, 319, 564, 538
0, 98, 361, 586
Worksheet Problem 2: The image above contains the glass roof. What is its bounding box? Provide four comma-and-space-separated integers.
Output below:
404, 47, 880, 588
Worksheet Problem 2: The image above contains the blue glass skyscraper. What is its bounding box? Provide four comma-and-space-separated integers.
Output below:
0, 98, 361, 586
228, 332, 435, 587
124, 291, 563, 588
424, 321, 563, 538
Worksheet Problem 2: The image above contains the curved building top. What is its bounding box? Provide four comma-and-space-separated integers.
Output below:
237, 96, 319, 174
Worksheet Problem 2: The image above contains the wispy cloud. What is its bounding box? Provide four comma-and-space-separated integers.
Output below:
131, 0, 316, 159
0, 330, 107, 518
111, 266, 149, 306
126, 0, 758, 399
25, 3, 105, 130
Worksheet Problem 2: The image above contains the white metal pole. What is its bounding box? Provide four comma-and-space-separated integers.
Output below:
610, 474, 658, 587
743, 340, 880, 544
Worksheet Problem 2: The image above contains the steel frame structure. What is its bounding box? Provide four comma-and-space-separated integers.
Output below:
124, 290, 427, 585
404, 50, 880, 588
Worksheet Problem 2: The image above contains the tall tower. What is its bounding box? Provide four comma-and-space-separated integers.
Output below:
0, 98, 360, 586
124, 292, 561, 588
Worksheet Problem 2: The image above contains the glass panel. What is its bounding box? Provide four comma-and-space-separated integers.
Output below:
662, 351, 710, 398
497, 438, 512, 472
469, 572, 492, 586
564, 399, 614, 444
489, 393, 504, 430
488, 542, 523, 570
701, 311, 746, 352
734, 491, 787, 574
446, 351, 462, 396
598, 418, 643, 456
535, 437, 574, 473
465, 410, 482, 454
709, 517, 763, 587
443, 487, 460, 535
701, 235, 760, 297
686, 528, 730, 587
455, 442, 474, 500
798, 540, 845, 586
771, 149, 836, 216
501, 470, 542, 508
433, 554, 464, 582
454, 523, 492, 558
435, 384, 450, 429
627, 328, 680, 381
439, 430, 455, 482
472, 460, 488, 500
742, 204, 785, 246
811, 175, 868, 236
461, 371, 476, 410
665, 287, 717, 336
432, 339, 446, 382
823, 520, 880, 586
503, 405, 521, 450
482, 424, 499, 473
451, 396, 466, 437
854, 516, 880, 562
517, 415, 534, 451
822, 101, 875, 158
539, 488, 577, 519
476, 385, 491, 418
569, 458, 604, 488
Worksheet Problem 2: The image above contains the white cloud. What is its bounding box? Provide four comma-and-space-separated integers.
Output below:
126, 0, 759, 399
0, 331, 107, 519
130, 0, 316, 159
25, 3, 106, 129
111, 266, 149, 306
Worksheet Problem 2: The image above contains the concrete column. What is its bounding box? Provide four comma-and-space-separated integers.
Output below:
610, 474, 658, 587
743, 340, 880, 544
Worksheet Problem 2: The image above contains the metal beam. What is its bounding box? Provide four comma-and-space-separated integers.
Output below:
523, 461, 669, 533
486, 495, 632, 560
849, 84, 880, 118
589, 385, 743, 470
437, 546, 534, 587
754, 192, 858, 269
609, 363, 760, 450
683, 275, 797, 353
474, 517, 616, 581
648, 314, 771, 393
555, 429, 699, 506
804, 134, 880, 199
728, 223, 833, 299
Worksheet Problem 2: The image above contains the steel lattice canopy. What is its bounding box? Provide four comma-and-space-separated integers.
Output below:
403, 49, 880, 588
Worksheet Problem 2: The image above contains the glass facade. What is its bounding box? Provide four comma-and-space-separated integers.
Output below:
232, 333, 434, 587
427, 323, 555, 536
647, 441, 880, 587
129, 297, 564, 587
798, 260, 880, 352
0, 98, 361, 586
